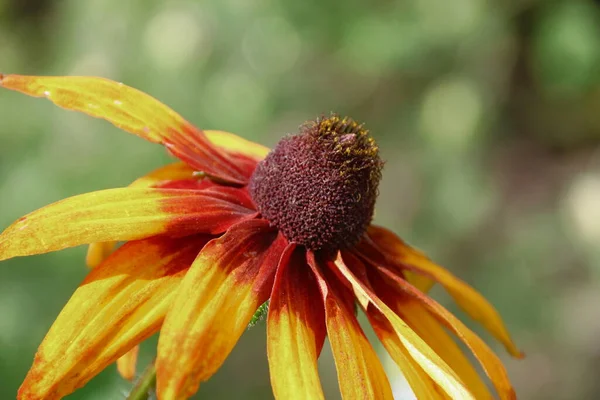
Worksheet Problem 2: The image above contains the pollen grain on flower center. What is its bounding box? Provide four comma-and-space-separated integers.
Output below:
249, 115, 383, 251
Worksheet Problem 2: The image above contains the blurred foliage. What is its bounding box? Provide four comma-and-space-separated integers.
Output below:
1, 0, 600, 399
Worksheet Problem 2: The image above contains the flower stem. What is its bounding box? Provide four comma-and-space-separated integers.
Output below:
127, 361, 157, 400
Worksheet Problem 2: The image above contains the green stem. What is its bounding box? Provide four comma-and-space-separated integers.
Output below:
127, 361, 157, 400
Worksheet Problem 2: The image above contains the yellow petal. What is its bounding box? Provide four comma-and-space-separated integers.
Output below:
367, 308, 447, 400
307, 253, 394, 400
85, 241, 117, 268
0, 74, 249, 184
0, 187, 255, 261
355, 233, 435, 293
367, 225, 523, 358
156, 220, 286, 399
18, 235, 206, 400
394, 298, 491, 399
129, 162, 196, 188
332, 253, 475, 400
378, 265, 516, 400
116, 345, 139, 382
267, 245, 326, 400
205, 130, 269, 161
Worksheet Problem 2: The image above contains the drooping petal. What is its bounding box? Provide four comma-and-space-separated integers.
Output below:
378, 265, 517, 400
393, 298, 491, 399
0, 187, 256, 261
307, 253, 394, 400
116, 345, 139, 382
267, 245, 326, 400
0, 74, 250, 184
156, 220, 286, 399
366, 268, 491, 399
366, 225, 523, 358
330, 253, 475, 400
18, 235, 207, 400
355, 233, 435, 293
366, 307, 447, 400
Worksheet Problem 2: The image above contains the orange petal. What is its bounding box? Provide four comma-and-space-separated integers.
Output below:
0, 74, 249, 184
156, 220, 286, 399
0, 187, 255, 261
116, 345, 139, 382
331, 253, 475, 400
367, 308, 447, 400
18, 235, 206, 400
307, 253, 394, 400
267, 245, 326, 400
378, 265, 516, 400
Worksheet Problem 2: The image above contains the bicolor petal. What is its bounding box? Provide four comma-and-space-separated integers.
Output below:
307, 253, 394, 400
0, 187, 256, 261
366, 225, 523, 358
267, 245, 326, 400
378, 265, 517, 400
86, 162, 195, 268
0, 74, 249, 184
331, 253, 475, 400
18, 235, 207, 400
156, 220, 287, 399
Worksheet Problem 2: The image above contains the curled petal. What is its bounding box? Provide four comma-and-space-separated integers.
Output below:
267, 245, 326, 400
18, 235, 207, 400
156, 220, 286, 399
0, 74, 250, 184
366, 225, 523, 358
378, 265, 516, 400
116, 346, 139, 382
0, 187, 256, 261
85, 241, 117, 268
129, 162, 196, 188
331, 253, 475, 400
307, 253, 394, 400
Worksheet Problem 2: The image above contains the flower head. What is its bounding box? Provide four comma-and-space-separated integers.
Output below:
0, 74, 523, 400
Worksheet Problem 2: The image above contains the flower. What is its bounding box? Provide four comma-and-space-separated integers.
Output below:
0, 74, 523, 400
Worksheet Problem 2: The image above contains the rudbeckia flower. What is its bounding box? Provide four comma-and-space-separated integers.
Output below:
0, 74, 523, 400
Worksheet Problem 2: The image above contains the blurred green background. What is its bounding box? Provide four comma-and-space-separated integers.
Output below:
1, 0, 600, 399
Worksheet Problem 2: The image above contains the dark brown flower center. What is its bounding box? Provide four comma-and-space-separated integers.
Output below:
249, 115, 383, 251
